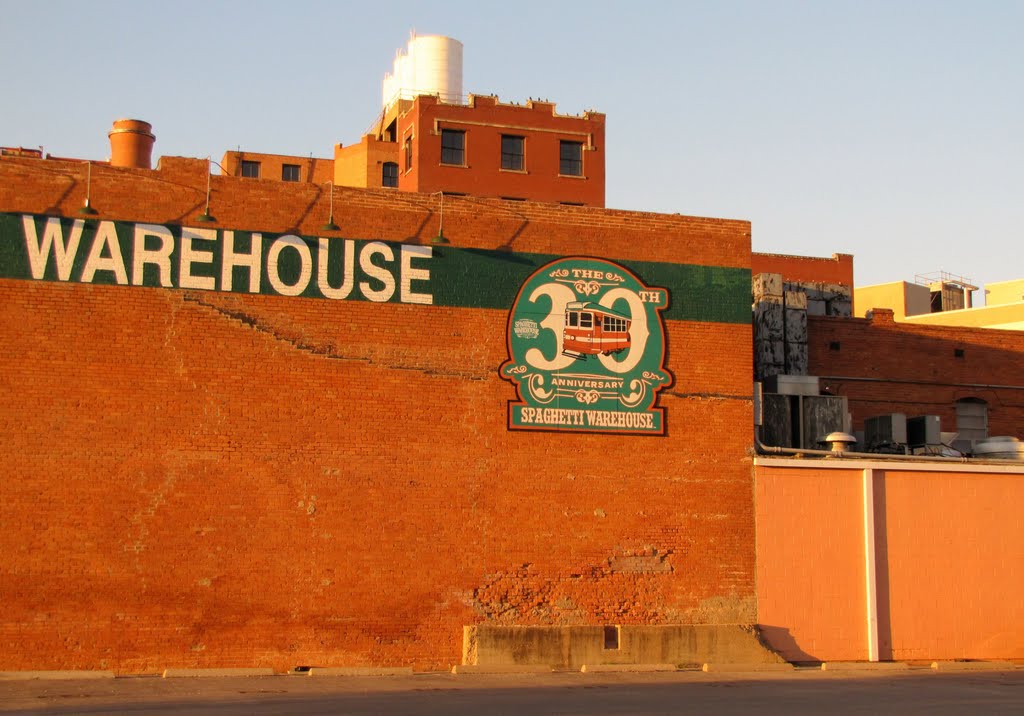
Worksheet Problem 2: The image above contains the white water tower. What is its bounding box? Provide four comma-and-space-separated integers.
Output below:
382, 34, 464, 109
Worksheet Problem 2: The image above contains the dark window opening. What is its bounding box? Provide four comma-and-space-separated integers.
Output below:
501, 135, 524, 170
281, 164, 300, 182
559, 140, 583, 176
441, 129, 465, 165
240, 160, 260, 178
603, 626, 619, 650
404, 136, 413, 171
829, 341, 841, 351
580, 312, 593, 329
382, 162, 398, 188
954, 348, 965, 358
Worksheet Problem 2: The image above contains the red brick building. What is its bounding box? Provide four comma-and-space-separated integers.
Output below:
0, 145, 755, 673
0, 34, 1020, 675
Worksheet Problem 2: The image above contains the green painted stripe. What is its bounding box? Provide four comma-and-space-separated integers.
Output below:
0, 213, 750, 324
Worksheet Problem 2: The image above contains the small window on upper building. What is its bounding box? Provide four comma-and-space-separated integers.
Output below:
382, 162, 398, 188
559, 141, 583, 176
501, 135, 524, 171
404, 136, 413, 171
240, 160, 261, 178
441, 129, 465, 166
281, 164, 300, 182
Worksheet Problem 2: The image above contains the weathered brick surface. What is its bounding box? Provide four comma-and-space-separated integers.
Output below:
0, 156, 753, 673
808, 311, 1024, 437
752, 252, 853, 288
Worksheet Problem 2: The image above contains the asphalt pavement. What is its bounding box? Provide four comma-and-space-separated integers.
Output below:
2, 668, 1023, 715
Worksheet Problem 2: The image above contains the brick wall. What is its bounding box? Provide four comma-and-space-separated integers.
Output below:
220, 151, 333, 184
0, 155, 753, 672
808, 310, 1024, 437
401, 95, 606, 207
752, 252, 853, 288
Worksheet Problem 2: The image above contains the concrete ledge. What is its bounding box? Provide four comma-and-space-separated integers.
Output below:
581, 663, 677, 673
820, 662, 909, 671
307, 667, 414, 677
452, 664, 552, 674
702, 662, 795, 673
162, 668, 276, 678
0, 670, 115, 681
931, 660, 1017, 671
464, 624, 787, 671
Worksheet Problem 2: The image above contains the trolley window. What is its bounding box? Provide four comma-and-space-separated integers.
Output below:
567, 312, 579, 327
603, 316, 627, 332
580, 313, 593, 328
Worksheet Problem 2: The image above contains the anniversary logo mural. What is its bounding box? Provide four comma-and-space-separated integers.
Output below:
501, 257, 673, 435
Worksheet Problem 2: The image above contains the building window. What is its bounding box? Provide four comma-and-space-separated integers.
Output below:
281, 164, 300, 182
559, 141, 583, 176
240, 160, 260, 178
404, 136, 413, 171
501, 135, 524, 171
382, 162, 398, 188
441, 129, 465, 166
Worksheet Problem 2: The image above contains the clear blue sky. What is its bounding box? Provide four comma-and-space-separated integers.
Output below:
3, 0, 1021, 291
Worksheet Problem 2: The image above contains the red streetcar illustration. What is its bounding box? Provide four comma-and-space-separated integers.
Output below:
562, 301, 632, 360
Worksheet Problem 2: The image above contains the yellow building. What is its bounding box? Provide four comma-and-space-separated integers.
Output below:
855, 275, 1024, 330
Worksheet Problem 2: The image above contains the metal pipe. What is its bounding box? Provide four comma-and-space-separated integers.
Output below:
754, 437, 970, 463
820, 375, 1024, 392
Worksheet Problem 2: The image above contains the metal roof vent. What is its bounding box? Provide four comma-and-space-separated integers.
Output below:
823, 432, 857, 456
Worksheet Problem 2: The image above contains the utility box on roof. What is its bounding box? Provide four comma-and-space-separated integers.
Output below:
763, 375, 820, 397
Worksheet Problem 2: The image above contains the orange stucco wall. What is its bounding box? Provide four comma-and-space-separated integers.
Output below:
756, 459, 1024, 662
881, 470, 1024, 659
755, 466, 868, 661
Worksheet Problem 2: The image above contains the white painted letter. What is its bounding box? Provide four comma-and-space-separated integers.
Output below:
317, 238, 354, 300
524, 282, 577, 371
597, 289, 648, 374
132, 224, 174, 287
400, 245, 433, 305
22, 216, 83, 281
267, 235, 312, 297
359, 242, 395, 302
180, 227, 217, 291
221, 231, 263, 293
81, 221, 128, 285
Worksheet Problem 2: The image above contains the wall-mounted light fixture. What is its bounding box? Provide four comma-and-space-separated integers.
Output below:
321, 181, 339, 232
431, 191, 449, 244
196, 157, 216, 222
78, 161, 98, 215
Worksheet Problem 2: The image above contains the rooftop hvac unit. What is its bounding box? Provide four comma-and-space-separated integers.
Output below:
759, 393, 848, 450
864, 413, 908, 452
907, 415, 941, 449
762, 374, 820, 396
